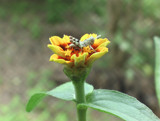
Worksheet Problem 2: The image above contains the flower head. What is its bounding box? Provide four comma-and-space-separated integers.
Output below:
48, 33, 110, 68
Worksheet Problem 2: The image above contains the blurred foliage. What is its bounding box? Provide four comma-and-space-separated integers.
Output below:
46, 0, 69, 23
0, 96, 50, 121
154, 37, 160, 106
54, 112, 68, 121
0, 69, 53, 121
142, 0, 160, 19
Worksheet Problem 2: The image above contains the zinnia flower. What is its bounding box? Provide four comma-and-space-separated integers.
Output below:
48, 33, 110, 67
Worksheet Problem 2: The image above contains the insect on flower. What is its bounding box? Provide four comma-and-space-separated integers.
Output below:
69, 35, 101, 52
48, 33, 110, 67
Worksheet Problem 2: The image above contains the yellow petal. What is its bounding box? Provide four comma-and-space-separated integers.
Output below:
80, 33, 97, 42
87, 47, 108, 65
95, 40, 110, 50
89, 33, 97, 38
62, 35, 70, 44
94, 38, 109, 46
49, 36, 64, 46
49, 54, 72, 65
71, 52, 88, 67
80, 34, 89, 41
48, 44, 65, 57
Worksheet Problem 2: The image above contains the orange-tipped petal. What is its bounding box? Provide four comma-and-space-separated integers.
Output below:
48, 44, 65, 57
87, 47, 108, 65
49, 54, 72, 65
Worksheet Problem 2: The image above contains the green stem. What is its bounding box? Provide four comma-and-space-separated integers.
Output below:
73, 81, 87, 121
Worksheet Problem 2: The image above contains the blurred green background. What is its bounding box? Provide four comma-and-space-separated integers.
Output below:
0, 0, 160, 121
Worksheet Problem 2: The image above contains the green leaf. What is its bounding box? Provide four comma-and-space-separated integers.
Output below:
26, 93, 46, 112
154, 36, 160, 106
47, 82, 93, 101
79, 89, 160, 121
26, 82, 93, 112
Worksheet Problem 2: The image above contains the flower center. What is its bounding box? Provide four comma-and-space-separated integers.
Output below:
64, 45, 95, 61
